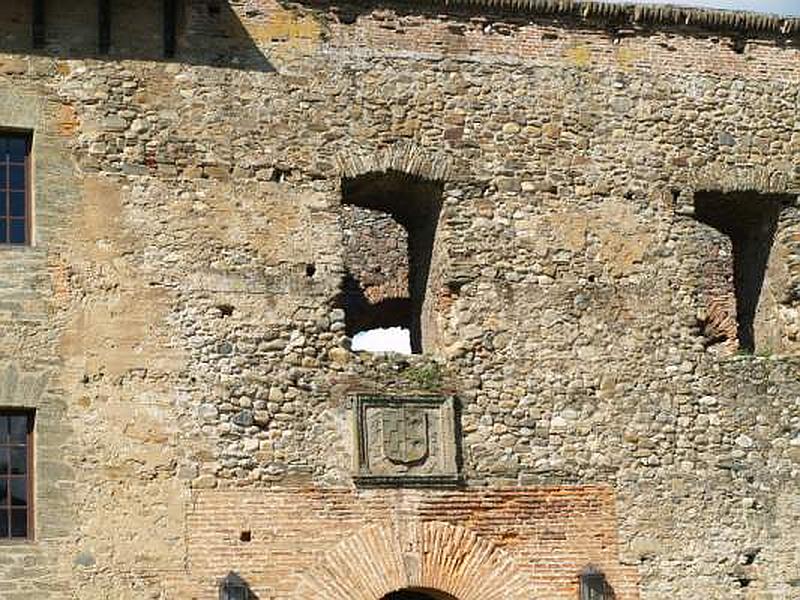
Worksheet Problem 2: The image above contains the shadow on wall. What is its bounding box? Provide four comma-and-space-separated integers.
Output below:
0, 0, 274, 72
339, 273, 415, 335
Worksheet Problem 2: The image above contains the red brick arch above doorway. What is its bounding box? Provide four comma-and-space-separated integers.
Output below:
291, 521, 532, 600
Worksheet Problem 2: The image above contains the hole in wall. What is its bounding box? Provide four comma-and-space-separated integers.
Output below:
305, 263, 316, 278
693, 191, 789, 354
445, 279, 465, 295
743, 548, 760, 565
339, 171, 443, 354
337, 11, 357, 25
731, 38, 747, 54
239, 530, 252, 542
216, 304, 235, 317
270, 167, 291, 183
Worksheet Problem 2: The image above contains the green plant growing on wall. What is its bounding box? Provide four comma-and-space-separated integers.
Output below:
403, 362, 443, 391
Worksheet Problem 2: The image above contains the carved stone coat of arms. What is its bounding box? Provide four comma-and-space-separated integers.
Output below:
352, 396, 459, 486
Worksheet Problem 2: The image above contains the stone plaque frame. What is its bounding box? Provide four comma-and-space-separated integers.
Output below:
352, 395, 461, 487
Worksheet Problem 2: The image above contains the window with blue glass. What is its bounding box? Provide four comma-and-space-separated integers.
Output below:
0, 411, 33, 540
0, 134, 31, 246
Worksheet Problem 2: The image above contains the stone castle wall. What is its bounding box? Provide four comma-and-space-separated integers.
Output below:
0, 0, 797, 598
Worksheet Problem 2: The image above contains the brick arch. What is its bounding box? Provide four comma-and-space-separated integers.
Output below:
291, 521, 533, 600
688, 164, 799, 196
334, 140, 453, 183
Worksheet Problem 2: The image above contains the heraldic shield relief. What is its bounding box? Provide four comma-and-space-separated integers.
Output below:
352, 395, 460, 486
382, 405, 429, 465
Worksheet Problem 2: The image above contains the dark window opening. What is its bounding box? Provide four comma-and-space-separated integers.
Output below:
339, 171, 443, 354
580, 568, 613, 600
693, 191, 788, 353
32, 0, 46, 49
0, 410, 34, 540
0, 133, 32, 246
215, 304, 234, 317
164, 0, 178, 57
218, 571, 251, 600
98, 0, 111, 54
382, 589, 458, 600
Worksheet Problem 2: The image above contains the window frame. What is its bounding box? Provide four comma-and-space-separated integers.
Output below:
0, 131, 32, 247
0, 409, 35, 542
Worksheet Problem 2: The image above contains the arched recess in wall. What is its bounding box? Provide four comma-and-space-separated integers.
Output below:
336, 143, 452, 354
290, 521, 533, 600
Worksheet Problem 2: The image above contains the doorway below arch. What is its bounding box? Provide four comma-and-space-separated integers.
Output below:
381, 589, 458, 600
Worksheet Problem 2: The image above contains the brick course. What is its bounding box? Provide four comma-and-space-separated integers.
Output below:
185, 486, 637, 599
